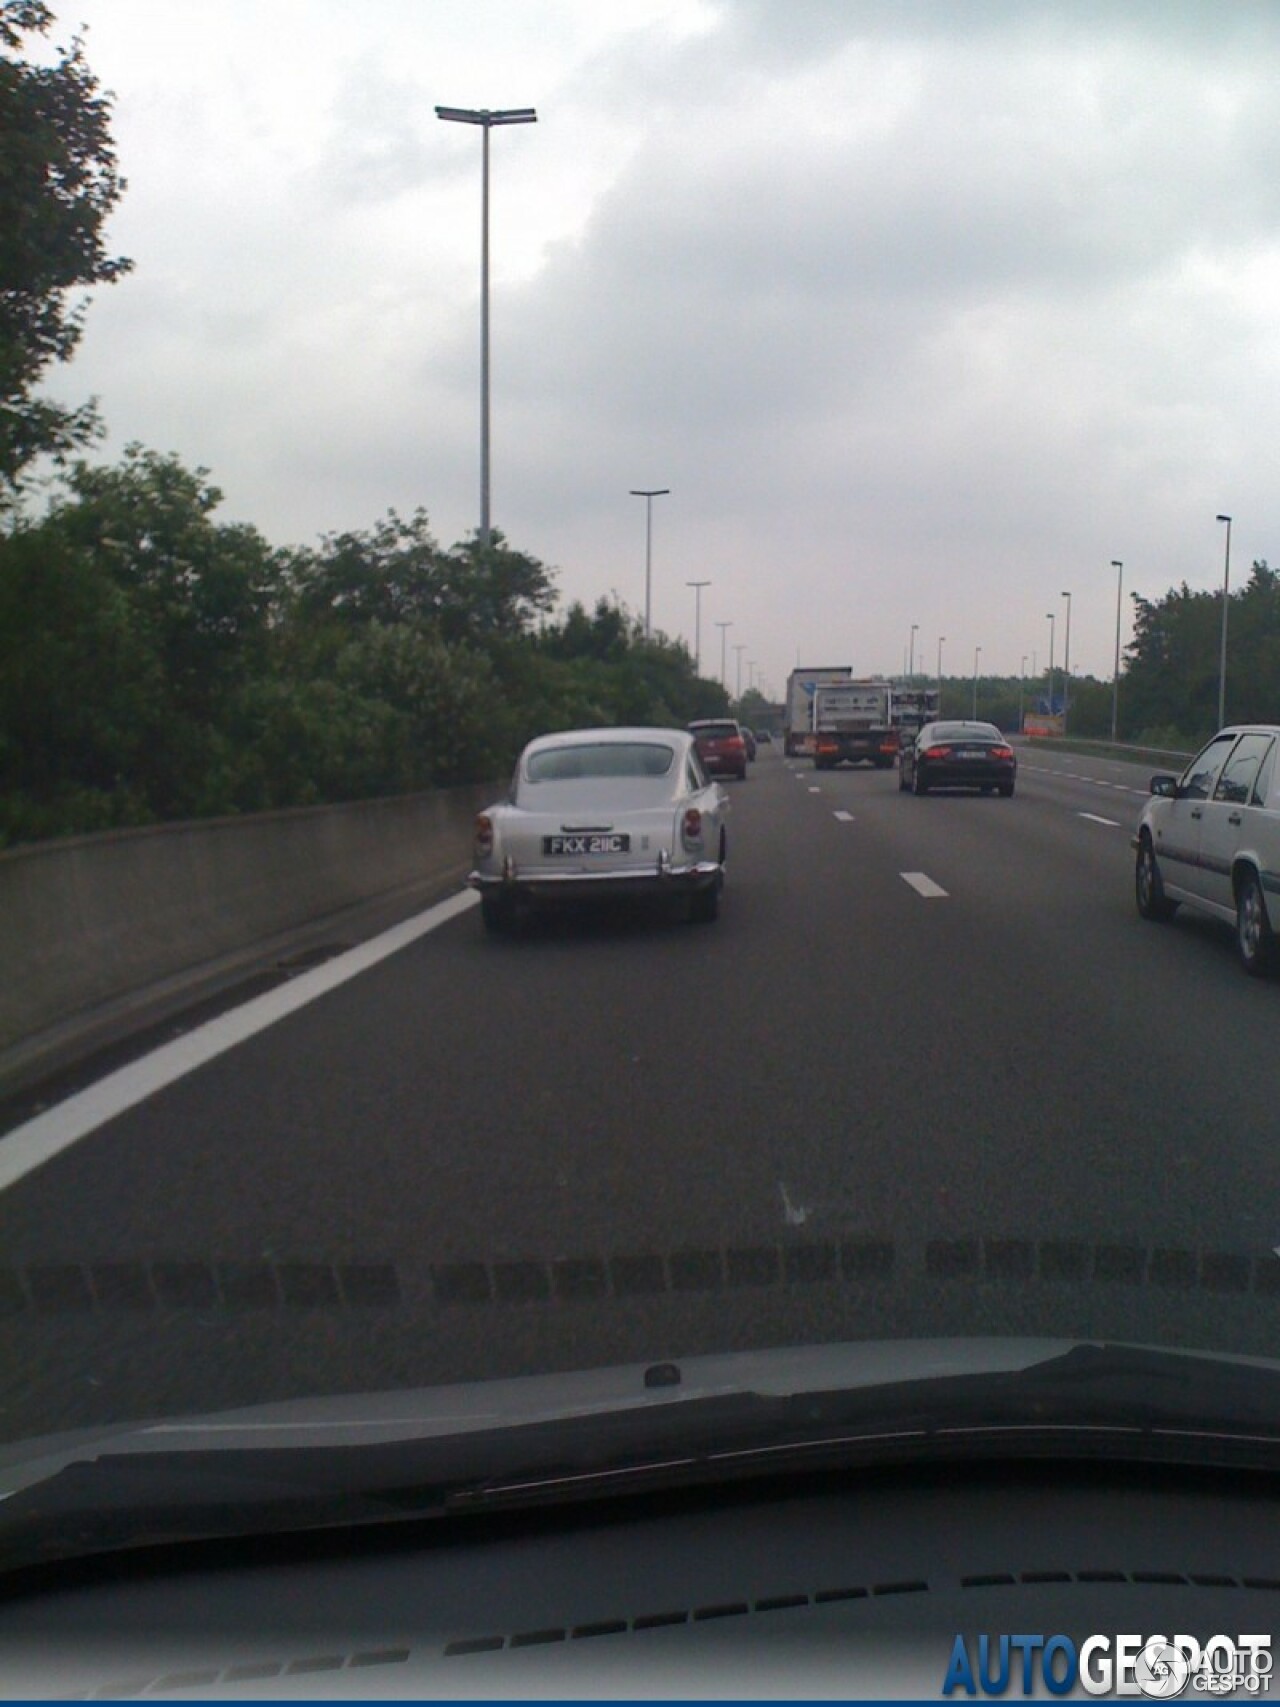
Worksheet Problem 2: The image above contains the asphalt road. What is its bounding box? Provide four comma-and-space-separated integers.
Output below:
3, 743, 1279, 1445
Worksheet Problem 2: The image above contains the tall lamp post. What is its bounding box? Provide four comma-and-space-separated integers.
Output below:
1020, 656, 1027, 733
734, 644, 746, 700
1060, 589, 1072, 736
629, 488, 670, 640
909, 623, 919, 681
1111, 561, 1124, 743
1045, 612, 1056, 719
686, 580, 710, 674
434, 105, 537, 549
1217, 514, 1232, 728
937, 636, 946, 715
715, 620, 733, 689
972, 645, 982, 718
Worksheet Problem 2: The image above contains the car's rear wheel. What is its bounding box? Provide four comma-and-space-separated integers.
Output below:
898, 764, 910, 791
689, 879, 720, 923
480, 892, 515, 934
1236, 869, 1275, 976
1135, 835, 1177, 922
998, 782, 1014, 797
913, 768, 929, 795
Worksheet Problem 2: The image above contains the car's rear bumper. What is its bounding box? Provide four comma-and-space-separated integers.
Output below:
920, 764, 1015, 788
469, 859, 723, 901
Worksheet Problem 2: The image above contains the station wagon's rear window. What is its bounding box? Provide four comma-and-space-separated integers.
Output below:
526, 743, 676, 781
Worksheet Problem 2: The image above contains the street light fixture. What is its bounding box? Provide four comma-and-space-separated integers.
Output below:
715, 620, 733, 689
1111, 561, 1124, 743
686, 580, 710, 674
1217, 515, 1232, 728
629, 488, 670, 640
434, 104, 537, 549
972, 645, 982, 718
1060, 590, 1072, 736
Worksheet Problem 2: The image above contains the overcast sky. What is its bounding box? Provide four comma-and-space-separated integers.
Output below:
37, 0, 1280, 697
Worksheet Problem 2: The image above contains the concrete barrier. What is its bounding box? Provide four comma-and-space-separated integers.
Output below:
0, 784, 496, 1084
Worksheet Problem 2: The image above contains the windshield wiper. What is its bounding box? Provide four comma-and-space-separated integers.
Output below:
3, 1341, 1279, 1574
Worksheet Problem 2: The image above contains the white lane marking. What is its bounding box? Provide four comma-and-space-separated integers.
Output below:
901, 871, 949, 899
808, 785, 822, 793
1078, 812, 1121, 827
0, 888, 480, 1194
779, 1181, 811, 1227
833, 810, 855, 822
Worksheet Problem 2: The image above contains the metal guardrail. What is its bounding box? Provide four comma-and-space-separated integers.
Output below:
1013, 734, 1195, 767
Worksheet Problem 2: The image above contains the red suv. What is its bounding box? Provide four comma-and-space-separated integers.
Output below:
689, 719, 748, 781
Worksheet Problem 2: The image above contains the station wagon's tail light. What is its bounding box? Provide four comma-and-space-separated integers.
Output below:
682, 807, 703, 847
474, 813, 494, 856
727, 736, 745, 754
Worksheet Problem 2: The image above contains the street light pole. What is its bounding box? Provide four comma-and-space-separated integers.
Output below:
1046, 612, 1056, 719
715, 620, 732, 689
972, 646, 982, 718
937, 636, 945, 715
1020, 655, 1027, 733
1111, 561, 1123, 743
1060, 589, 1072, 736
734, 644, 746, 699
434, 105, 537, 549
686, 580, 710, 674
1217, 514, 1232, 727
909, 623, 919, 681
629, 488, 670, 640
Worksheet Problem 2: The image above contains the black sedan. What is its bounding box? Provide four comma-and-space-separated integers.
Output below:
899, 720, 1017, 796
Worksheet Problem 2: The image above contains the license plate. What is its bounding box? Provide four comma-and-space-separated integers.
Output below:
543, 833, 630, 856
956, 748, 986, 759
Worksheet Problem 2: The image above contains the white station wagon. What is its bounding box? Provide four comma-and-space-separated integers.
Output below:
469, 727, 729, 932
1134, 724, 1280, 975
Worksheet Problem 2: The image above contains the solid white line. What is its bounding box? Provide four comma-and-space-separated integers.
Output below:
901, 871, 949, 899
1078, 812, 1121, 827
832, 810, 855, 822
808, 785, 822, 793
0, 888, 480, 1195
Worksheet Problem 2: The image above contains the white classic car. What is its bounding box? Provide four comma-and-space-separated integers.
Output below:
469, 727, 729, 931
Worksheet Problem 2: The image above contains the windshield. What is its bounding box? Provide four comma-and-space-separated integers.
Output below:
5, 0, 1280, 1685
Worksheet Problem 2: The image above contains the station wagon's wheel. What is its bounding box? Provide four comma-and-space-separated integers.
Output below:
1134, 834, 1177, 922
1236, 869, 1276, 976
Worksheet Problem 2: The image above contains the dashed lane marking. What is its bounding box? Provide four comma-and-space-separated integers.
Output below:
833, 810, 855, 822
900, 871, 949, 899
1078, 812, 1121, 827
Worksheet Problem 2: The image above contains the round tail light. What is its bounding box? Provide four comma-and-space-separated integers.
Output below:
474, 813, 494, 856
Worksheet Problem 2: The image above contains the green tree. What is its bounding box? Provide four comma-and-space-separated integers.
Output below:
0, 1, 131, 499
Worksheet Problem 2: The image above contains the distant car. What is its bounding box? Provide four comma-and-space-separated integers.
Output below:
755, 729, 773, 745
469, 727, 728, 931
742, 727, 757, 761
689, 718, 748, 780
899, 720, 1016, 796
1133, 724, 1280, 975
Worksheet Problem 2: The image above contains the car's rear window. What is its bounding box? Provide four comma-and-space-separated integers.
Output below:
526, 743, 676, 781
691, 724, 739, 741
930, 724, 1000, 742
